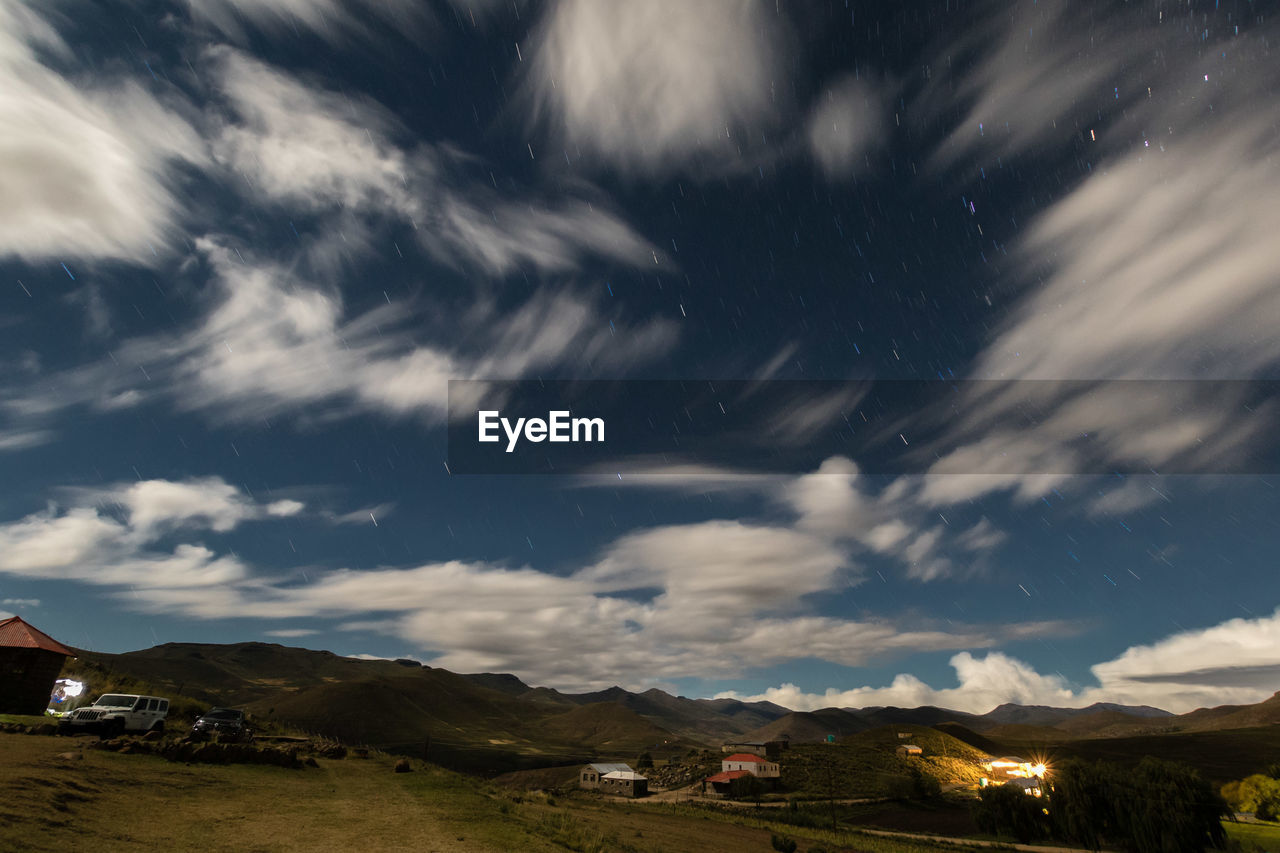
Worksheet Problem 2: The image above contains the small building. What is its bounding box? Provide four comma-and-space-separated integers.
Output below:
980, 756, 1047, 789
1005, 777, 1044, 797
897, 732, 913, 740
599, 770, 648, 798
0, 616, 75, 715
722, 753, 780, 778
703, 769, 751, 796
722, 740, 767, 755
579, 763, 633, 790
897, 744, 923, 757
720, 738, 790, 758
982, 756, 1042, 778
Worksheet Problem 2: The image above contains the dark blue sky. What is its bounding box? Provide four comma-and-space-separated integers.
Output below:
2, 0, 1279, 713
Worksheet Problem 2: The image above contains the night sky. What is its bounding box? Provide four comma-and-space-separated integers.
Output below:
3, 0, 1279, 714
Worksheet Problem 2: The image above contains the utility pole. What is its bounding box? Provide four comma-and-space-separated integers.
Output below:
825, 750, 837, 832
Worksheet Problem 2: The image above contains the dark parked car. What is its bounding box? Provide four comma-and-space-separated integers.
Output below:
190, 707, 252, 742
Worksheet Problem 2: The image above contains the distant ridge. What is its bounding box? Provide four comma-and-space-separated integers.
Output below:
61, 640, 1280, 775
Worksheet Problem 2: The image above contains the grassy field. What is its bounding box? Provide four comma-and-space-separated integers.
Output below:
781, 727, 988, 801
1225, 820, 1280, 852
0, 733, 990, 853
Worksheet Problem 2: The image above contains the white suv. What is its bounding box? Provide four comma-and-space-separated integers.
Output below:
58, 694, 170, 736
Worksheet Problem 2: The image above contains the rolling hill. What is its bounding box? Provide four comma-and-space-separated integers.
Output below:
55, 640, 1280, 781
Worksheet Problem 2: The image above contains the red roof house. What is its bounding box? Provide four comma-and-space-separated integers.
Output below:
0, 616, 75, 715
702, 769, 751, 795
722, 752, 781, 778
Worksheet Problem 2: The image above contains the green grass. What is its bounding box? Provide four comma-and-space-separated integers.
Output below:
1226, 820, 1280, 852
0, 714, 54, 727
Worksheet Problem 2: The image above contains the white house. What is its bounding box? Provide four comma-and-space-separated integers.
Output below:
722, 753, 780, 778
580, 763, 633, 790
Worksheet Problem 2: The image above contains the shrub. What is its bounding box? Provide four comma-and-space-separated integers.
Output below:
769, 834, 797, 853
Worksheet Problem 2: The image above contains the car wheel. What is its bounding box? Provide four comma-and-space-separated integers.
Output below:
106, 718, 126, 737
151, 720, 165, 733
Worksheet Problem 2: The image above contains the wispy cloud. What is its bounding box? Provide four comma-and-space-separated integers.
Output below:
211, 49, 660, 275
907, 8, 1280, 507
6, 239, 676, 425
0, 427, 52, 452
174, 0, 428, 44
0, 0, 205, 262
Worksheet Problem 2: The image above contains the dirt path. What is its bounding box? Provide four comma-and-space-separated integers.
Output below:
854, 827, 1097, 853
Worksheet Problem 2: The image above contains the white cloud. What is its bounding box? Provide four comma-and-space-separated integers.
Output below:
723, 609, 1280, 715
263, 628, 318, 638
719, 652, 1077, 714
0, 477, 294, 589
806, 75, 882, 178
266, 500, 305, 517
578, 456, 1013, 583
211, 50, 659, 275
1089, 609, 1280, 710
0, 0, 204, 262
523, 0, 789, 176
1, 598, 40, 607
115, 477, 260, 533
40, 486, 1027, 692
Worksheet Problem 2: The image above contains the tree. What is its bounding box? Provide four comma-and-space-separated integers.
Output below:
1115, 757, 1229, 853
729, 773, 765, 800
636, 751, 654, 770
1049, 759, 1119, 851
973, 784, 1050, 843
1221, 774, 1280, 820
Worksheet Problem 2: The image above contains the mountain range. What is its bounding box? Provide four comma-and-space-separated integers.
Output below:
63, 641, 1280, 774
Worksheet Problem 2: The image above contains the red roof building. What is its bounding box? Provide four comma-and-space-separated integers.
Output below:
0, 616, 75, 715
722, 752, 781, 778
0, 616, 75, 656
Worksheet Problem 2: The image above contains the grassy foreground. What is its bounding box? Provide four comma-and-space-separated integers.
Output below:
0, 733, 982, 853
1225, 820, 1280, 852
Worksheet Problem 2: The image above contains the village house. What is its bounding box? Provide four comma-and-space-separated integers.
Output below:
720, 736, 790, 759
703, 752, 782, 795
702, 769, 752, 795
0, 616, 75, 715
897, 744, 923, 757
579, 763, 633, 790
721, 753, 780, 777
598, 770, 648, 798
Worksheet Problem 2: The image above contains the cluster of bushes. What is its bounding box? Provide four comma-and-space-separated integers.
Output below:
96, 736, 310, 768
974, 757, 1230, 852
1220, 764, 1280, 821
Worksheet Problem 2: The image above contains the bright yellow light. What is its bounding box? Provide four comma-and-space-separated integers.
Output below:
1032, 763, 1047, 778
